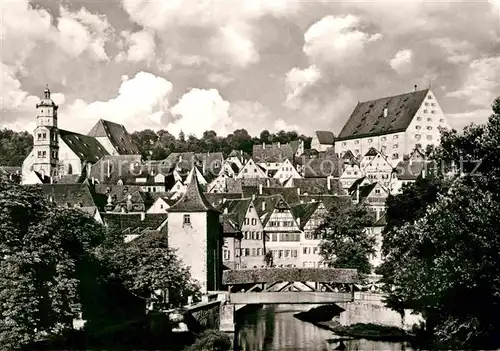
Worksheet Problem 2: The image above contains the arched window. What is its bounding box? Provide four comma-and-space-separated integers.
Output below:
392, 153, 399, 160
67, 163, 73, 175
117, 179, 124, 185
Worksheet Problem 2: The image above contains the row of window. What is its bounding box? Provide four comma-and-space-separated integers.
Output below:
268, 232, 301, 242
303, 247, 319, 255
267, 220, 296, 227
36, 150, 58, 159
240, 248, 264, 257
243, 231, 263, 240
270, 249, 298, 259
304, 233, 322, 240
243, 218, 258, 226
415, 134, 433, 140
415, 125, 433, 130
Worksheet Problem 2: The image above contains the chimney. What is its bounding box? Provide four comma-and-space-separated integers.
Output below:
414, 84, 418, 92
356, 184, 360, 204
202, 161, 206, 175
263, 142, 266, 148
140, 212, 145, 221
252, 194, 256, 200
327, 176, 331, 191
278, 142, 281, 148
383, 108, 388, 118
297, 187, 301, 195
259, 184, 263, 195
261, 201, 265, 212
223, 197, 227, 203
224, 207, 228, 214
296, 217, 300, 226
266, 178, 270, 187
240, 150, 243, 156
107, 160, 111, 178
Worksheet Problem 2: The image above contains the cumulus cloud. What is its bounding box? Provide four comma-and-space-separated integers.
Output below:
390, 49, 413, 74
228, 100, 271, 136
61, 72, 173, 133
447, 57, 500, 107
285, 65, 321, 108
207, 73, 234, 86
430, 38, 474, 64
119, 0, 298, 68
303, 15, 382, 66
274, 118, 300, 132
116, 29, 156, 63
169, 88, 231, 137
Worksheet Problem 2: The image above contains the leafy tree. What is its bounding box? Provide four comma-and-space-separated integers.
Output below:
107, 231, 200, 310
316, 203, 375, 274
0, 129, 33, 166
0, 180, 107, 349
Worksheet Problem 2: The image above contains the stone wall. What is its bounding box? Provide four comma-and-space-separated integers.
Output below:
188, 300, 221, 330
337, 293, 424, 331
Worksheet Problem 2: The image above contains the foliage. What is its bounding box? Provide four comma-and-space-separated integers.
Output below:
382, 97, 500, 349
316, 202, 375, 274
0, 180, 107, 349
106, 231, 200, 309
0, 129, 33, 166
183, 329, 232, 351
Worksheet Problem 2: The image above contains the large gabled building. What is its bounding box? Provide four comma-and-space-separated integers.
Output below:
335, 88, 450, 162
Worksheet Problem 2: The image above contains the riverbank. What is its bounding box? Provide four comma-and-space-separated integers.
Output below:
294, 305, 414, 343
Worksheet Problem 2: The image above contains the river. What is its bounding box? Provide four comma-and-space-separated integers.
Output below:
236, 305, 415, 351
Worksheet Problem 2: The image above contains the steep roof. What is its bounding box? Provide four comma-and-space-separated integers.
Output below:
315, 131, 335, 145
41, 183, 98, 207
217, 198, 252, 228
168, 167, 218, 212
87, 119, 140, 155
289, 140, 303, 155
252, 143, 295, 163
252, 194, 284, 217
337, 89, 429, 141
220, 214, 241, 235
291, 178, 343, 195
204, 192, 243, 207
261, 187, 300, 204
226, 178, 280, 193
290, 202, 321, 230
59, 129, 109, 163
300, 154, 343, 178
297, 195, 352, 211
102, 213, 168, 232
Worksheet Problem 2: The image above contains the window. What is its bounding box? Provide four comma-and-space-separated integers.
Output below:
37, 133, 42, 140
355, 149, 360, 154
342, 142, 346, 146
42, 151, 46, 158
37, 151, 42, 158
292, 250, 297, 258
252, 232, 256, 240
245, 218, 249, 225
251, 218, 256, 225
431, 110, 436, 114
439, 118, 444, 123
427, 95, 432, 99
424, 109, 428, 113
393, 144, 399, 149
223, 250, 230, 260
303, 247, 308, 254
245, 248, 250, 256
415, 134, 421, 139
392, 153, 399, 159
272, 233, 277, 241
427, 126, 433, 130
368, 138, 373, 143
393, 135, 399, 139
417, 117, 422, 121
415, 125, 421, 130
42, 133, 47, 140
381, 137, 386, 141
425, 102, 429, 106
431, 102, 435, 106
375, 189, 381, 194
257, 248, 262, 256
252, 248, 256, 256
183, 214, 191, 225
427, 135, 433, 140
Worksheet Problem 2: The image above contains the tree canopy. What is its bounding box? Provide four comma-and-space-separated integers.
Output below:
381, 97, 500, 349
316, 202, 375, 274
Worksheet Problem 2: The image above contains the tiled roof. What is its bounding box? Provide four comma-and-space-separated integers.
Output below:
289, 140, 303, 155
59, 129, 109, 163
337, 89, 429, 141
342, 150, 356, 161
290, 202, 321, 229
102, 213, 168, 232
226, 178, 280, 193
354, 183, 377, 201
364, 147, 378, 157
204, 192, 243, 207
374, 213, 387, 227
315, 131, 335, 145
0, 166, 21, 175
220, 214, 241, 235
87, 119, 140, 155
291, 178, 343, 195
395, 160, 426, 180
300, 154, 343, 178
348, 177, 367, 194
252, 194, 284, 217
261, 187, 300, 204
297, 195, 352, 211
217, 198, 253, 228
252, 143, 295, 163
41, 183, 98, 207
168, 167, 218, 212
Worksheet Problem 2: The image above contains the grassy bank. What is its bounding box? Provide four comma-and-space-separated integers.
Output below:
294, 305, 414, 343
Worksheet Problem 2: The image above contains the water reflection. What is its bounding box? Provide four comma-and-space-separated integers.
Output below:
237, 305, 414, 351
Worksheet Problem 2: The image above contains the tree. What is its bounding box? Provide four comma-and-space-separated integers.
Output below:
107, 231, 200, 310
0, 180, 107, 349
0, 129, 33, 166
315, 203, 375, 274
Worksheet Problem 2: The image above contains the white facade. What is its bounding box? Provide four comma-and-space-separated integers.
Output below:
273, 159, 302, 184
147, 198, 170, 213
236, 158, 268, 179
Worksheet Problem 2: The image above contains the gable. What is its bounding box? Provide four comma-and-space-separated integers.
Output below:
315, 131, 335, 145
88, 119, 140, 155
337, 89, 429, 141
59, 129, 109, 163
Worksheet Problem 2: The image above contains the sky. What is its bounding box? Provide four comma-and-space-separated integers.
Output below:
1, 0, 499, 138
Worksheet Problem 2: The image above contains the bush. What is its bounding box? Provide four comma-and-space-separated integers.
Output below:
183, 329, 232, 351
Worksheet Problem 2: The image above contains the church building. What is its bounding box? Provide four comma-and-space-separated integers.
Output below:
22, 87, 140, 184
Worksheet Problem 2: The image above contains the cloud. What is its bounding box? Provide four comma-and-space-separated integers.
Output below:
119, 0, 299, 68
228, 100, 271, 136
303, 15, 382, 66
447, 57, 500, 107
169, 88, 231, 137
116, 30, 156, 63
61, 72, 173, 133
274, 118, 300, 132
56, 7, 113, 61
390, 49, 413, 74
430, 38, 474, 64
207, 73, 234, 86
285, 65, 321, 108
447, 109, 492, 129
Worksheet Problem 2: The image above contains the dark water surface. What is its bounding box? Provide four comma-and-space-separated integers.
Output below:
236, 305, 414, 351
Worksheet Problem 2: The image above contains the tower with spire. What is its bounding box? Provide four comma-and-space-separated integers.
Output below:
167, 166, 222, 294
32, 86, 59, 179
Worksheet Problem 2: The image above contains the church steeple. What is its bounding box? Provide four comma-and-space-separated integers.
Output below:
32, 85, 60, 180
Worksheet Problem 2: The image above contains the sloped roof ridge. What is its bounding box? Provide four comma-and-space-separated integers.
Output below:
359, 88, 429, 104
168, 167, 218, 212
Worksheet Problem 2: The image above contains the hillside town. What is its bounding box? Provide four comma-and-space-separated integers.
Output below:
0, 85, 448, 293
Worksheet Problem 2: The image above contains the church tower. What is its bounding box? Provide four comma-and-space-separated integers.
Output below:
32, 86, 59, 179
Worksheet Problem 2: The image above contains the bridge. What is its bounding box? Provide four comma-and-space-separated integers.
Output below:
218, 267, 362, 333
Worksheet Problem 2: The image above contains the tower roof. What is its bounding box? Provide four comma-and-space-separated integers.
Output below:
168, 167, 218, 213
36, 85, 58, 108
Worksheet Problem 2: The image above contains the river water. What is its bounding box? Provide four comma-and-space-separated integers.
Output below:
236, 305, 414, 351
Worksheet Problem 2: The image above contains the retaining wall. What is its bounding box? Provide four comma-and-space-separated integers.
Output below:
187, 300, 221, 330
